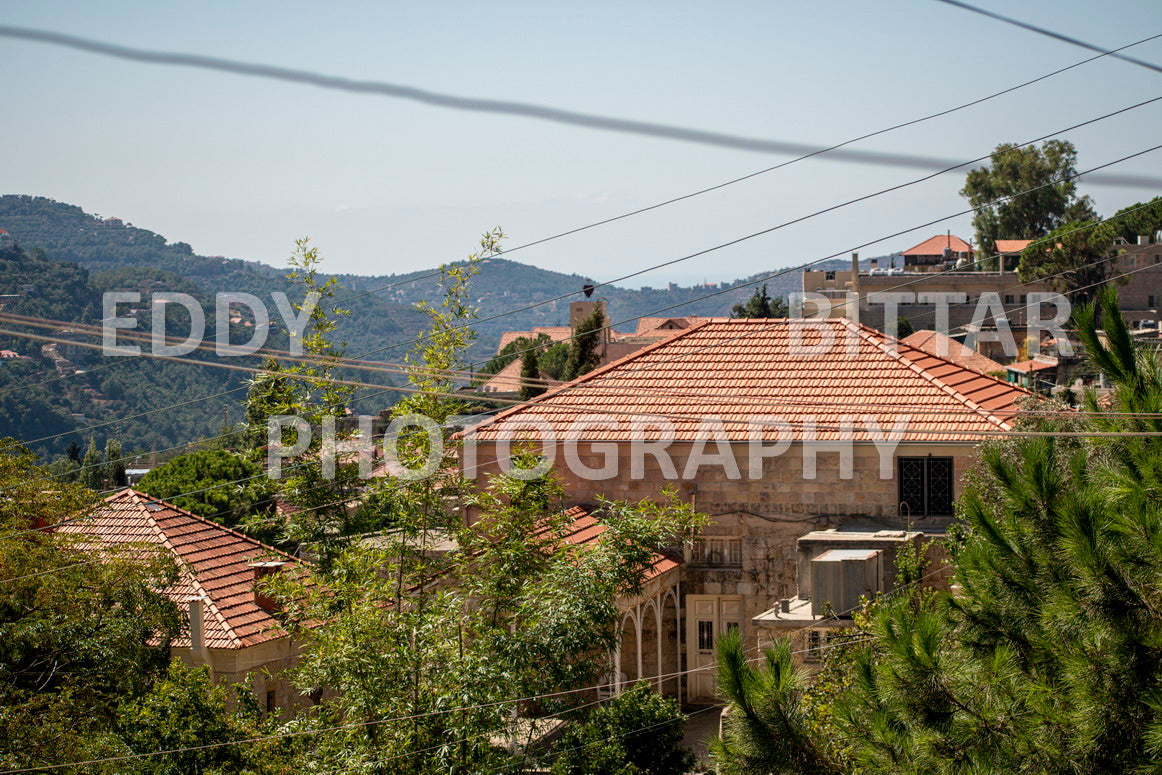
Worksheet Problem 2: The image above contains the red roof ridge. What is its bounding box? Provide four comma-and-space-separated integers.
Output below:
116, 488, 299, 564
466, 318, 719, 436
842, 319, 1029, 429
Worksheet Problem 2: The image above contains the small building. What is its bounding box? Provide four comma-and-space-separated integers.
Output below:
899, 234, 974, 272
995, 239, 1033, 271
0, 228, 13, 250
1005, 357, 1058, 390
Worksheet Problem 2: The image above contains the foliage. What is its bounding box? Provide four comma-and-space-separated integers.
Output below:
1109, 196, 1162, 243
1018, 218, 1116, 298
478, 332, 551, 377
731, 285, 788, 318
116, 660, 290, 775
895, 315, 914, 339
960, 140, 1097, 267
549, 682, 695, 775
519, 345, 545, 400
563, 306, 604, 381
136, 449, 273, 528
0, 441, 182, 771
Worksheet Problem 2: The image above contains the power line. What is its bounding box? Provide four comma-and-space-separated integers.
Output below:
933, 0, 1162, 75
1, 23, 1159, 189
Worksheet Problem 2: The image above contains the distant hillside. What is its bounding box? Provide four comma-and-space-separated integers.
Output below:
0, 242, 253, 458
0, 196, 429, 362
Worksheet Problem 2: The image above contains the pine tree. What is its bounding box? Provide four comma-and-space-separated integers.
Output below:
563, 307, 604, 381
104, 438, 126, 488
518, 346, 545, 400
731, 285, 788, 319
80, 437, 103, 490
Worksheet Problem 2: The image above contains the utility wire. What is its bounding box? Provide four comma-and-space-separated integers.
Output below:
1, 22, 1159, 188
933, 0, 1162, 75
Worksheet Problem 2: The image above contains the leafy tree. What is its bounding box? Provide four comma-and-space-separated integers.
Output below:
731, 285, 789, 318
136, 449, 273, 528
961, 140, 1097, 267
519, 345, 545, 400
563, 306, 605, 381
895, 315, 915, 339
0, 441, 182, 771
116, 660, 288, 775
1109, 195, 1162, 243
1018, 218, 1115, 299
550, 681, 695, 775
478, 332, 551, 378
538, 340, 570, 380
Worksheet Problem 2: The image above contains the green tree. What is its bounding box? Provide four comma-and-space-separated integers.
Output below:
1109, 195, 1162, 243
104, 438, 127, 488
478, 332, 551, 378
519, 345, 546, 400
1018, 218, 1115, 299
731, 285, 789, 318
563, 306, 605, 381
550, 682, 695, 775
116, 660, 287, 774
895, 315, 915, 339
136, 449, 273, 528
961, 140, 1097, 267
0, 441, 182, 771
81, 435, 103, 490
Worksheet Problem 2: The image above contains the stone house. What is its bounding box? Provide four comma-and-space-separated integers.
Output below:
462, 318, 1029, 702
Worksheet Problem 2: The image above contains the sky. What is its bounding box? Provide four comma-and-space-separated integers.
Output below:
2, 0, 1161, 287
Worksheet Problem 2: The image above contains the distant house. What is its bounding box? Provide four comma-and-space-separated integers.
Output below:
899, 233, 974, 271
995, 239, 1033, 271
0, 228, 13, 249
56, 490, 308, 715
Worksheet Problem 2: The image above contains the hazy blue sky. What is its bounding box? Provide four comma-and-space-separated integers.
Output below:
2, 1, 1160, 286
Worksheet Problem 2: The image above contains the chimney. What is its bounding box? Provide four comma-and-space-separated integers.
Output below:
870, 258, 878, 270
249, 560, 288, 613
188, 597, 210, 664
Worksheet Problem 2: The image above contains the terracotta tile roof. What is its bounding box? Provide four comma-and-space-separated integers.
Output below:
466, 319, 1031, 443
995, 239, 1033, 253
901, 234, 973, 256
546, 505, 680, 582
902, 330, 1005, 376
1006, 358, 1057, 373
56, 489, 299, 650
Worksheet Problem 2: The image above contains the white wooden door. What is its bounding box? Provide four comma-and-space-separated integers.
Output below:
686, 595, 743, 702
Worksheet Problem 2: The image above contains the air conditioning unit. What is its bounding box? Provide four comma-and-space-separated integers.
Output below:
810, 548, 883, 618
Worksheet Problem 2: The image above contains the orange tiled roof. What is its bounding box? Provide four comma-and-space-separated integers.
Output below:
56, 489, 299, 649
466, 319, 1031, 443
480, 357, 564, 394
1006, 358, 1057, 373
902, 330, 1005, 376
995, 239, 1033, 254
547, 505, 679, 582
901, 234, 973, 256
